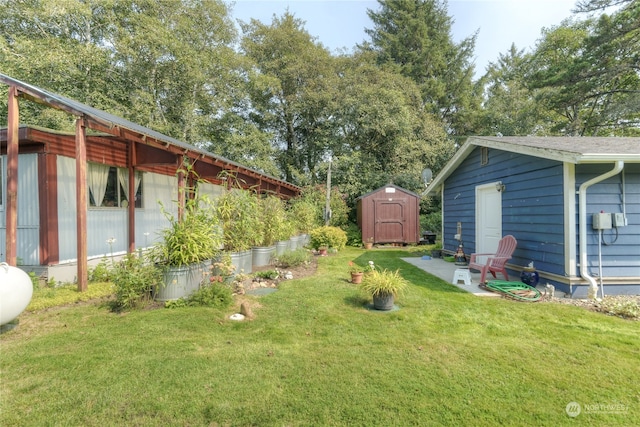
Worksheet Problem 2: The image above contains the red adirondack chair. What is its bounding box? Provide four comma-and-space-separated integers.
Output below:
468, 235, 517, 284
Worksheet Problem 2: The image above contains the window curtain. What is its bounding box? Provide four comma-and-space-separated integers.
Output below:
88, 163, 110, 207
117, 168, 141, 202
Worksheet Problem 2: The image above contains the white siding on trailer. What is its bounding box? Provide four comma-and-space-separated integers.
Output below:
57, 155, 181, 261
198, 182, 224, 200
87, 209, 128, 258
134, 172, 178, 249
0, 154, 40, 264
57, 156, 78, 262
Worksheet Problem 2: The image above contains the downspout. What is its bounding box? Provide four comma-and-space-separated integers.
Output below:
578, 161, 624, 299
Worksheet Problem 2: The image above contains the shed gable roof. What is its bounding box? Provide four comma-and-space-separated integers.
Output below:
358, 184, 420, 200
426, 136, 640, 196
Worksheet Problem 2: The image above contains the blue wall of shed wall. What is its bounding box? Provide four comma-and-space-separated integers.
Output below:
443, 147, 640, 293
443, 147, 566, 276
576, 163, 640, 278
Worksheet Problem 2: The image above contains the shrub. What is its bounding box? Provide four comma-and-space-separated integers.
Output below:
89, 258, 111, 283
182, 282, 233, 308
309, 226, 347, 251
110, 254, 162, 312
420, 212, 441, 234
257, 195, 289, 246
216, 188, 260, 251
288, 197, 320, 234
154, 193, 222, 266
344, 222, 362, 247
273, 249, 312, 268
254, 270, 279, 280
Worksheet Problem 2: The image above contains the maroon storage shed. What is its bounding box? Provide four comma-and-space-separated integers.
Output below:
356, 184, 421, 245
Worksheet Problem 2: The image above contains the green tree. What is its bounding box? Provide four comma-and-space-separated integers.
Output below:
0, 0, 119, 128
0, 0, 265, 149
476, 44, 552, 136
109, 0, 240, 143
240, 12, 337, 185
527, 2, 639, 135
329, 52, 454, 201
364, 0, 478, 135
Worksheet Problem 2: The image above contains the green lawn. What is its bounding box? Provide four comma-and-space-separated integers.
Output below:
1, 248, 638, 426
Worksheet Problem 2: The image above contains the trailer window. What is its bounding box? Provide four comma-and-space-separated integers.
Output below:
88, 164, 143, 208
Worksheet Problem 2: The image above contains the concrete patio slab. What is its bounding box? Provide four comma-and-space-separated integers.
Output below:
401, 257, 499, 297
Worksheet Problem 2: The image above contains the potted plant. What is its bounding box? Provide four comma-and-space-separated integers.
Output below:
152, 193, 222, 301
363, 237, 374, 250
288, 197, 320, 248
216, 187, 260, 274
252, 195, 285, 267
359, 264, 408, 310
348, 261, 365, 284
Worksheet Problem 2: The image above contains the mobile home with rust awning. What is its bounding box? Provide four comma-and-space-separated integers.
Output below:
0, 73, 300, 289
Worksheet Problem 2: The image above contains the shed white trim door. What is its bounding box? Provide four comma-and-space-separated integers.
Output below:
475, 183, 502, 260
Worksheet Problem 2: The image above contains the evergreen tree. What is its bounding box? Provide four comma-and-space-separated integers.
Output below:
364, 0, 478, 135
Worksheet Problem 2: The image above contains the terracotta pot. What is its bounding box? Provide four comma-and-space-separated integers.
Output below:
364, 242, 373, 250
351, 272, 364, 284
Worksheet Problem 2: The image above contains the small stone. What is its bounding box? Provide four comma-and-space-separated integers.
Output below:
285, 272, 293, 280
229, 313, 245, 321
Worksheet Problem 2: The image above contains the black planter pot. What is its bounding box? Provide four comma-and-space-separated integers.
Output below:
373, 293, 395, 311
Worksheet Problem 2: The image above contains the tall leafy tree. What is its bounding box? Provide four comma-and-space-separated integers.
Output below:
110, 0, 240, 143
240, 12, 337, 184
0, 0, 259, 148
329, 51, 454, 200
476, 44, 552, 136
527, 1, 639, 135
0, 0, 119, 128
364, 0, 478, 135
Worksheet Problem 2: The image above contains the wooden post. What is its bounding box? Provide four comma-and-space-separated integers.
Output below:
5, 86, 19, 266
128, 142, 136, 253
177, 160, 186, 221
75, 118, 88, 292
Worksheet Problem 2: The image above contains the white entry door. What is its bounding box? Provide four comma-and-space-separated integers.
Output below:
476, 183, 503, 257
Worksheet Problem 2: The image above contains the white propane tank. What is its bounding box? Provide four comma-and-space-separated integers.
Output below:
0, 262, 34, 325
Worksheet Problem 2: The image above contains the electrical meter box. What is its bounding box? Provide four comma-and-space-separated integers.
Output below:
592, 212, 612, 230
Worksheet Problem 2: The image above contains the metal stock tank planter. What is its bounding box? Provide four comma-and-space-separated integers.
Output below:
252, 245, 275, 268
156, 262, 210, 302
152, 191, 221, 302
275, 240, 289, 255
229, 250, 253, 276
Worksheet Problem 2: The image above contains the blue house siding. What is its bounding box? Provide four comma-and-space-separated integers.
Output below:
576, 163, 640, 278
431, 136, 640, 296
443, 147, 566, 277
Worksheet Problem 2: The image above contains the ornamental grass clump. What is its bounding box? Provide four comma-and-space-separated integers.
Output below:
359, 268, 408, 298
154, 193, 222, 267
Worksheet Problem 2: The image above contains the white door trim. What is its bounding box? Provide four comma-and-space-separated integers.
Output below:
475, 182, 503, 256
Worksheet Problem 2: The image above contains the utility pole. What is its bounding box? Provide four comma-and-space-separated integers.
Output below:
325, 159, 332, 225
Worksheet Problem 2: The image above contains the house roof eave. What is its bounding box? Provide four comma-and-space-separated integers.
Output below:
426, 135, 640, 197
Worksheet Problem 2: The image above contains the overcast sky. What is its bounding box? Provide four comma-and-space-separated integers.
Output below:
229, 0, 581, 79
